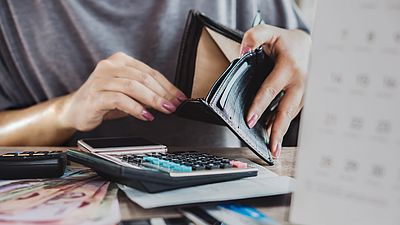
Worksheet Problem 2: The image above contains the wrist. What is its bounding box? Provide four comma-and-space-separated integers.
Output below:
54, 93, 77, 132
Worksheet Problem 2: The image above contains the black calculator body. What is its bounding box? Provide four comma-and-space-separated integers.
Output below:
67, 149, 258, 193
0, 151, 67, 179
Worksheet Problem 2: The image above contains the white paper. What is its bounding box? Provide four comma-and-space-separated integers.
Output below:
118, 160, 295, 209
290, 1, 400, 225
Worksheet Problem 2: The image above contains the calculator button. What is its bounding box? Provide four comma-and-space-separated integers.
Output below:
221, 158, 230, 163
178, 165, 192, 172
143, 156, 159, 165
230, 160, 248, 169
183, 162, 193, 167
126, 156, 138, 163
205, 163, 219, 170
192, 164, 205, 170
171, 159, 181, 163
220, 163, 233, 169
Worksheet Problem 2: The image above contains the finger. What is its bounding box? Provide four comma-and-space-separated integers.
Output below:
269, 84, 303, 158
240, 24, 283, 56
129, 62, 187, 102
265, 113, 276, 138
108, 52, 187, 101
103, 110, 128, 120
149, 69, 188, 101
100, 77, 177, 114
114, 66, 181, 106
99, 91, 154, 122
246, 59, 291, 128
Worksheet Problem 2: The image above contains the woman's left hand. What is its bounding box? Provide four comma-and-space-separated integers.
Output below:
240, 24, 311, 158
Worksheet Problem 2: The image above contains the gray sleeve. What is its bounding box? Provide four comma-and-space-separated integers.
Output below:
261, 0, 310, 33
290, 0, 311, 33
0, 55, 13, 110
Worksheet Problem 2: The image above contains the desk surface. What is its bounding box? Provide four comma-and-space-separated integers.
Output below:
0, 146, 297, 224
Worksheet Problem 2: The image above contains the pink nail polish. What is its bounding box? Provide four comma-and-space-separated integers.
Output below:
176, 92, 188, 102
240, 46, 252, 56
171, 98, 181, 107
162, 101, 177, 112
247, 113, 258, 129
142, 110, 154, 121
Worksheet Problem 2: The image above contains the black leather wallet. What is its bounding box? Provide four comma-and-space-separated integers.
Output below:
174, 10, 283, 165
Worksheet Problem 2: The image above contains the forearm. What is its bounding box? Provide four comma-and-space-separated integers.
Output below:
0, 52, 187, 146
0, 94, 76, 146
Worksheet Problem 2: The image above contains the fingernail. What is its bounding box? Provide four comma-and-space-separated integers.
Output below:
171, 98, 181, 107
240, 46, 252, 56
246, 113, 258, 129
176, 92, 188, 102
142, 110, 154, 121
274, 141, 282, 159
162, 100, 177, 112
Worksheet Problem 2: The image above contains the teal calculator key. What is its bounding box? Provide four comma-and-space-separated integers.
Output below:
143, 157, 192, 172
170, 162, 182, 172
180, 165, 192, 172
167, 162, 178, 169
150, 157, 160, 165
159, 160, 172, 169
143, 156, 153, 162
143, 156, 158, 164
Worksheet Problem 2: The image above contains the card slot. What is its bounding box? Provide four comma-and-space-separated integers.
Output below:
223, 74, 252, 123
205, 59, 239, 103
218, 62, 250, 109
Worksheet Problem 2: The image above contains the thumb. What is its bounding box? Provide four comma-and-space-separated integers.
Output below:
240, 24, 282, 56
239, 45, 253, 57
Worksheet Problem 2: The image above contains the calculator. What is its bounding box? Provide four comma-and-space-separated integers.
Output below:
0, 150, 67, 179
67, 149, 258, 193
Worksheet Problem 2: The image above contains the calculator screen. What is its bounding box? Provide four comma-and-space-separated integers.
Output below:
82, 137, 160, 148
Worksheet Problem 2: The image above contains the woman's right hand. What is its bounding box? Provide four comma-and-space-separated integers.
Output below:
60, 52, 187, 132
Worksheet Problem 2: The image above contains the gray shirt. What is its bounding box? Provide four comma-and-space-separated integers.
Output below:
0, 0, 307, 146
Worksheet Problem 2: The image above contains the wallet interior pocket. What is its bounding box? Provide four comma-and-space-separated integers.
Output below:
191, 27, 238, 99
174, 10, 244, 125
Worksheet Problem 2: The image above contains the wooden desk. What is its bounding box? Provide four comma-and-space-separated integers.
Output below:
0, 146, 297, 224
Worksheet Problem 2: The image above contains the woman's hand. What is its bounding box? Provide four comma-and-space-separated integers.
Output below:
240, 24, 311, 158
60, 52, 187, 131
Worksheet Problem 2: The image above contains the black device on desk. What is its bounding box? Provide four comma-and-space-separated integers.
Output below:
67, 137, 258, 193
0, 150, 67, 179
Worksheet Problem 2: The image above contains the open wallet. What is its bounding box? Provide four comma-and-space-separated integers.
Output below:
174, 10, 284, 165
